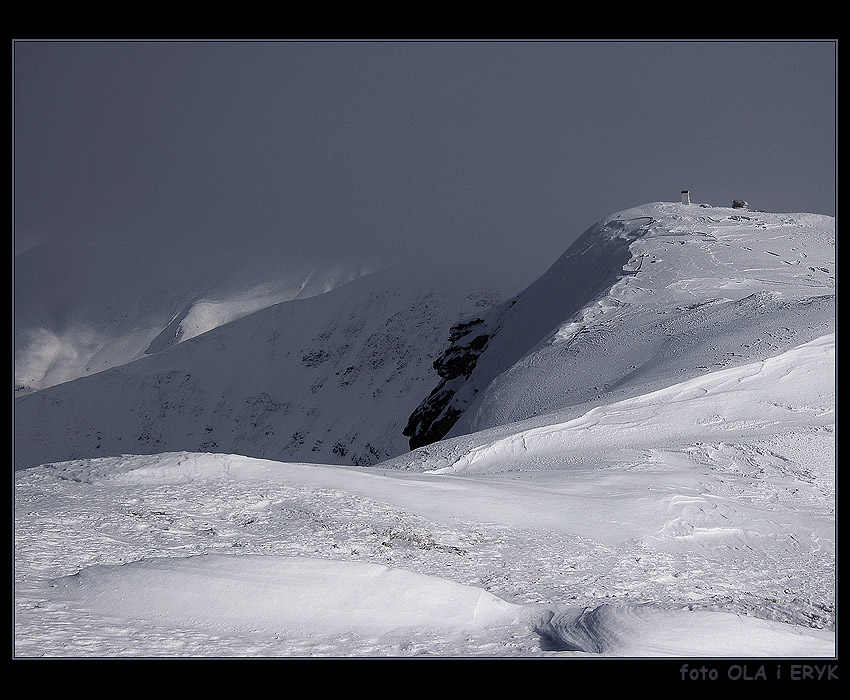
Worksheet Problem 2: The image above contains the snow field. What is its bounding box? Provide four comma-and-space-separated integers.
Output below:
15, 332, 835, 657
439, 334, 834, 475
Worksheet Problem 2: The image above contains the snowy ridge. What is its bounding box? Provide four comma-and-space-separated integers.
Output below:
427, 203, 834, 442
16, 330, 837, 657
429, 334, 834, 475
15, 202, 833, 472
402, 208, 652, 448
14, 240, 376, 394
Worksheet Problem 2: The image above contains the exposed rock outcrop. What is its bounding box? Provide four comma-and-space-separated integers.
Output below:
403, 316, 497, 449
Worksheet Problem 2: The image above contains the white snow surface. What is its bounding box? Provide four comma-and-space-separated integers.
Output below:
447, 202, 835, 436
14, 202, 835, 657
54, 554, 523, 636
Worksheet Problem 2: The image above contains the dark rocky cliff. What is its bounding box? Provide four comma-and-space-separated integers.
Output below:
402, 315, 498, 449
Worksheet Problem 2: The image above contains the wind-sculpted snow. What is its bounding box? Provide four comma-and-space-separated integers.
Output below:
53, 555, 523, 635
532, 604, 833, 656
14, 201, 835, 657
15, 202, 833, 471
430, 335, 834, 475
45, 554, 833, 657
16, 342, 835, 657
17, 428, 835, 656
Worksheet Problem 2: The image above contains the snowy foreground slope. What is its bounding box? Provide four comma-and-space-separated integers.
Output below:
14, 202, 835, 657
14, 336, 835, 656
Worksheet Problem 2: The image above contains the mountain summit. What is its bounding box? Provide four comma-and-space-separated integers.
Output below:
403, 202, 834, 450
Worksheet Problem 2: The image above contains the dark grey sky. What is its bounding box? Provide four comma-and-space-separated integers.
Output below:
14, 40, 836, 284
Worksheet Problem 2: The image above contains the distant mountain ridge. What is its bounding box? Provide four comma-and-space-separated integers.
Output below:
14, 256, 510, 470
14, 239, 375, 394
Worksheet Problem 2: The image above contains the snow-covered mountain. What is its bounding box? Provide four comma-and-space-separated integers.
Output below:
14, 200, 835, 657
14, 202, 834, 473
13, 252, 513, 471
15, 332, 836, 656
14, 238, 376, 394
403, 202, 835, 452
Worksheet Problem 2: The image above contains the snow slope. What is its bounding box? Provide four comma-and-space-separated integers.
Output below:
14, 256, 512, 470
411, 334, 835, 477
14, 202, 834, 473
406, 202, 834, 446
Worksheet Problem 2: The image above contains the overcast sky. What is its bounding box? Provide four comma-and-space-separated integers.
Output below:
14, 40, 836, 285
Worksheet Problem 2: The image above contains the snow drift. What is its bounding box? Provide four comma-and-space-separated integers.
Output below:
49, 553, 833, 657
54, 554, 522, 635
425, 334, 834, 476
